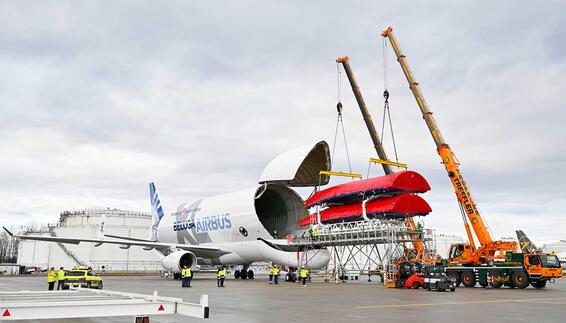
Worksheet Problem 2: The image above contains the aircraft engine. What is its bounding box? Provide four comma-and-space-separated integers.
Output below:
161, 251, 197, 272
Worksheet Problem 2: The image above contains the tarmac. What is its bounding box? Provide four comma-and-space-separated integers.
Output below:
1, 274, 566, 322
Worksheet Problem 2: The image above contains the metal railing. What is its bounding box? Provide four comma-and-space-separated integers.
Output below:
290, 220, 431, 247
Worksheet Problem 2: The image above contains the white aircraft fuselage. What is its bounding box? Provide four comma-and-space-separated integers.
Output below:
156, 186, 330, 270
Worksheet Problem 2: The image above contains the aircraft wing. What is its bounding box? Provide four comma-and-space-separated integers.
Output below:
3, 227, 229, 258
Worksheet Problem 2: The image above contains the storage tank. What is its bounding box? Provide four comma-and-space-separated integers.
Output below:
17, 208, 161, 272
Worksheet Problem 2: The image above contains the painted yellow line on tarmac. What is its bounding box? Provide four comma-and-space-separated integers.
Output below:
519, 300, 566, 305
357, 297, 566, 309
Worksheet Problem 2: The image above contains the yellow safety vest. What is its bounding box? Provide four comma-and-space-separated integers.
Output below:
47, 271, 57, 283
300, 269, 309, 278
313, 228, 319, 237
273, 267, 280, 275
57, 270, 66, 281
217, 269, 226, 278
268, 267, 273, 275
181, 268, 192, 278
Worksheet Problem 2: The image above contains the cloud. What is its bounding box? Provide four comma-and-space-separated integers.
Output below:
1, 1, 565, 244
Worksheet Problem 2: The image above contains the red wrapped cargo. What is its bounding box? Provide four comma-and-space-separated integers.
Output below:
299, 193, 431, 226
305, 170, 430, 209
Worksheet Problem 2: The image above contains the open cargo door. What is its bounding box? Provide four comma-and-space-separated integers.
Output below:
255, 141, 331, 238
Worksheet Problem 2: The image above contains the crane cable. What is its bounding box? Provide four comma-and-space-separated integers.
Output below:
380, 37, 400, 164
331, 63, 353, 174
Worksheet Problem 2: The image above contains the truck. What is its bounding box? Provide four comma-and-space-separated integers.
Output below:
447, 252, 561, 289
423, 265, 456, 292
382, 26, 563, 288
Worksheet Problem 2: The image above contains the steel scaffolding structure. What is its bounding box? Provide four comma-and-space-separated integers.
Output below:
290, 219, 434, 284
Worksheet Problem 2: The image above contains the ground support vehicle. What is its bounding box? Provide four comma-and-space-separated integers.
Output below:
63, 266, 103, 289
401, 273, 424, 289
393, 262, 424, 289
423, 266, 455, 292
446, 252, 562, 289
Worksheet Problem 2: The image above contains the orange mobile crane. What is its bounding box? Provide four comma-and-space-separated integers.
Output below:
382, 26, 563, 288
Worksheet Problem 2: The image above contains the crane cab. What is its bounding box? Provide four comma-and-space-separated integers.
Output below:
523, 253, 562, 286
448, 243, 474, 264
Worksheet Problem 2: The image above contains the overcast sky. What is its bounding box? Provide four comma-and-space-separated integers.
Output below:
1, 1, 565, 244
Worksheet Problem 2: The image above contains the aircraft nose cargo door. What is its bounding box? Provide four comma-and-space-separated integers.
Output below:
255, 141, 332, 237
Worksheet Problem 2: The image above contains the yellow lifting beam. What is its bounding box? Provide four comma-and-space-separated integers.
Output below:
369, 158, 408, 169
319, 170, 362, 179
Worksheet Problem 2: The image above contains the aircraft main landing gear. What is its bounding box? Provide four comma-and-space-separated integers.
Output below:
234, 266, 255, 279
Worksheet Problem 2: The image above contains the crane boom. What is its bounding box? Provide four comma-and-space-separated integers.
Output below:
336, 56, 393, 175
381, 27, 493, 247
378, 28, 562, 287
381, 27, 518, 267
336, 56, 427, 261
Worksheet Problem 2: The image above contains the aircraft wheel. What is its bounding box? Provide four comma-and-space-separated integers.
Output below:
450, 286, 455, 292
511, 271, 529, 289
234, 270, 241, 279
247, 270, 254, 279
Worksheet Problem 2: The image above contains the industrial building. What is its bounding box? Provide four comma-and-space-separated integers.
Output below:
542, 240, 566, 254
17, 208, 161, 272
434, 233, 466, 259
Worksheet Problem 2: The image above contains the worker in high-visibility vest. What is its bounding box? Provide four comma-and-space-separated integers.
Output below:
268, 264, 274, 284
299, 266, 309, 287
217, 266, 226, 287
57, 267, 66, 290
272, 265, 280, 285
181, 265, 192, 288
311, 226, 319, 242
47, 267, 57, 291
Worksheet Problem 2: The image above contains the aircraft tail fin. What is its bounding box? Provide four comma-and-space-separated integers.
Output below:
149, 182, 165, 242
516, 230, 539, 253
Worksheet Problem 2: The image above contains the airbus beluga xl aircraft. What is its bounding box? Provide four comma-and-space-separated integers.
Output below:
4, 141, 332, 278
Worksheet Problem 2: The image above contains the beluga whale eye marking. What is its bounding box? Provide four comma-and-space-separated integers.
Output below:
239, 226, 248, 237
